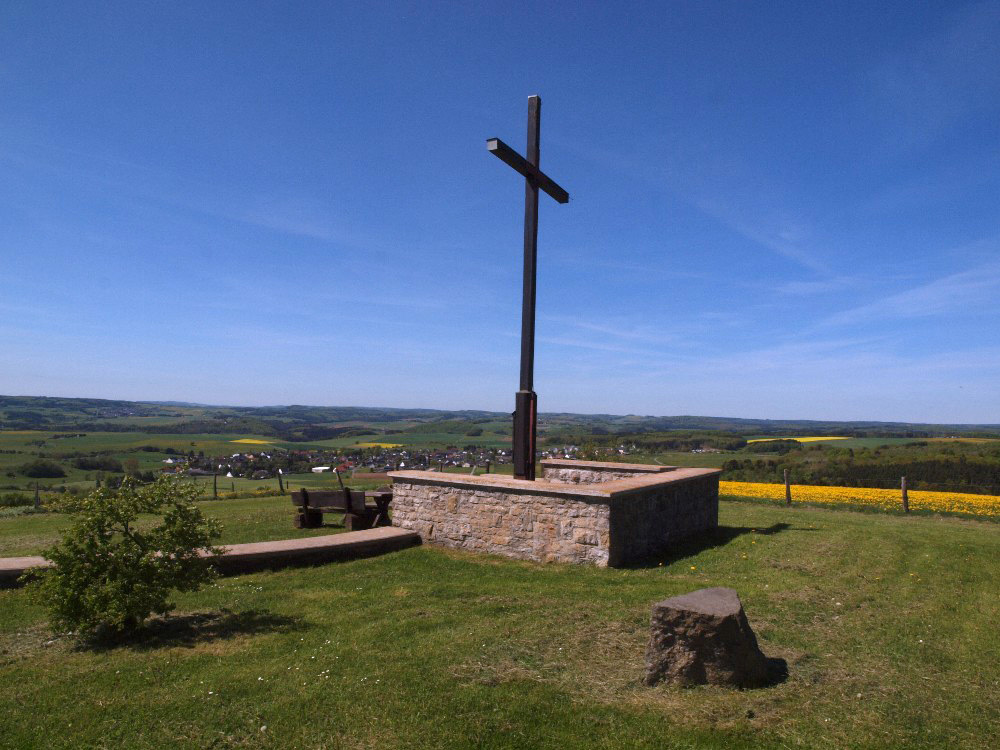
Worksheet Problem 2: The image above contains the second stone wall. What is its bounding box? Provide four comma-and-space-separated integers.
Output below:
608, 474, 720, 566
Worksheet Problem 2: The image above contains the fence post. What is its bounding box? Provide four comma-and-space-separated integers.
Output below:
784, 469, 791, 505
213, 473, 218, 499
278, 472, 284, 493
34, 482, 41, 509
901, 476, 909, 513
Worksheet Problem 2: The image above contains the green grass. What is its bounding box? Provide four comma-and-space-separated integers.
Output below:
0, 495, 348, 558
0, 429, 512, 492
2, 501, 998, 748
742, 436, 947, 449
312, 431, 512, 449
628, 451, 733, 468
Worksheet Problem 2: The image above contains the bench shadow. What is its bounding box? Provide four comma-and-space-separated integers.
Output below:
625, 522, 816, 569
79, 609, 307, 652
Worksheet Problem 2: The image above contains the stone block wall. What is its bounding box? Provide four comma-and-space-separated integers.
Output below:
389, 461, 720, 567
388, 480, 612, 565
608, 474, 719, 566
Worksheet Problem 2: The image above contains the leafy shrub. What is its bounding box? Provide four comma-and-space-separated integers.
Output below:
20, 459, 66, 478
26, 476, 223, 637
743, 439, 799, 455
72, 456, 123, 472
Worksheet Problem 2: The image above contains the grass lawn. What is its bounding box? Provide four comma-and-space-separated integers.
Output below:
2, 501, 998, 748
629, 451, 734, 468
0, 495, 348, 558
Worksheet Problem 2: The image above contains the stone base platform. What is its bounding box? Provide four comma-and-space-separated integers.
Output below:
0, 527, 420, 588
389, 459, 720, 567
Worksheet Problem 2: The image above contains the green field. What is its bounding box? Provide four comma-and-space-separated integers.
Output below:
0, 429, 511, 493
310, 431, 512, 450
2, 500, 997, 748
743, 436, 958, 449
628, 451, 733, 468
5, 422, 1000, 509
0, 494, 347, 558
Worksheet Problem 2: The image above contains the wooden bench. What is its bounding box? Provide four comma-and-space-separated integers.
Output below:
291, 488, 392, 531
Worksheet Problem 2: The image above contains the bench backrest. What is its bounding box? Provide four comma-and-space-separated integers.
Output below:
291, 488, 364, 513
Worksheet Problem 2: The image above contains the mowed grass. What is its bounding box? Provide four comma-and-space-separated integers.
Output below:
1, 502, 998, 748
0, 495, 347, 558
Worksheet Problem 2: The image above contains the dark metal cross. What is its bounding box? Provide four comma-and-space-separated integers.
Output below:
487, 95, 569, 480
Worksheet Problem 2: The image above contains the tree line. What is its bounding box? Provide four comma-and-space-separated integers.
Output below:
721, 442, 1000, 494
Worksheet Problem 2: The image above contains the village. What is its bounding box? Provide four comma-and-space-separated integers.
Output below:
160, 443, 585, 480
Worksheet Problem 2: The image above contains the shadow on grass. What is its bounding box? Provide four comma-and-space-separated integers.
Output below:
79, 609, 306, 652
761, 656, 790, 687
626, 522, 817, 569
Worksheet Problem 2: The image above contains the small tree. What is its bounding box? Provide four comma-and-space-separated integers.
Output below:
27, 476, 223, 637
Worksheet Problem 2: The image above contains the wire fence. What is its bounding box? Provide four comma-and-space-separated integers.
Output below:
726, 477, 1000, 494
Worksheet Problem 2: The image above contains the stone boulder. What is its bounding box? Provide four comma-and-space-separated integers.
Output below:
644, 587, 771, 688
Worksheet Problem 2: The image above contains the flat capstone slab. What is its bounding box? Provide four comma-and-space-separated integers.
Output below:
645, 587, 771, 688
664, 587, 744, 617
0, 527, 420, 588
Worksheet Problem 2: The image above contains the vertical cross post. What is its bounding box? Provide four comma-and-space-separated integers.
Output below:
515, 96, 541, 480
487, 95, 569, 480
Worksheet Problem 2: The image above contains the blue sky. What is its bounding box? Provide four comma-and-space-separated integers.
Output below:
2, 1, 998, 423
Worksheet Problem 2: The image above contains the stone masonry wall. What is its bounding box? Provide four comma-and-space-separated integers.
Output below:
608, 474, 719, 566
390, 469, 720, 567
390, 481, 611, 565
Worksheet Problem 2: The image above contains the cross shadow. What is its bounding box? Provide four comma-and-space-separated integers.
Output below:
78, 609, 307, 652
625, 522, 815, 569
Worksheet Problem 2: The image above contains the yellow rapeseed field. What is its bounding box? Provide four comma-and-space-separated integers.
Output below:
719, 480, 1000, 517
231, 438, 272, 444
354, 442, 402, 449
745, 436, 850, 443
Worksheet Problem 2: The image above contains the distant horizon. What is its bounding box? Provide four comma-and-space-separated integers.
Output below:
5, 392, 1000, 429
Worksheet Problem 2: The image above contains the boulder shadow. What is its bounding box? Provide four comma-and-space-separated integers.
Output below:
80, 609, 306, 652
760, 656, 789, 688
626, 522, 817, 569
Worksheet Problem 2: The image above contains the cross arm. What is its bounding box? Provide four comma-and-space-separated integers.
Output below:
486, 138, 569, 204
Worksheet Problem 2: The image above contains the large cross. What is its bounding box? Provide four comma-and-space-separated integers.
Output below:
487, 95, 569, 480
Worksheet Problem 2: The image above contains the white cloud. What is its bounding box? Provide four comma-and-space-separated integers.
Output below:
822, 260, 1000, 327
